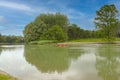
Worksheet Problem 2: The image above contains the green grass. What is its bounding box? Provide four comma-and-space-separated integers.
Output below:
29, 40, 58, 44
69, 38, 120, 43
69, 38, 102, 42
0, 74, 17, 80
29, 38, 120, 44
116, 38, 120, 41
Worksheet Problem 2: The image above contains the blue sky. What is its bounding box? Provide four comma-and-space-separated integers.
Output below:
0, 0, 120, 36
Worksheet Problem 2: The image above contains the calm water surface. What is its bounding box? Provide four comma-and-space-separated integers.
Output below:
0, 44, 120, 80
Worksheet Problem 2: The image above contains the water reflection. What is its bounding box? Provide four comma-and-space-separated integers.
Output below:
24, 45, 84, 73
0, 45, 22, 52
0, 45, 17, 55
2, 44, 120, 80
0, 47, 2, 55
96, 44, 120, 80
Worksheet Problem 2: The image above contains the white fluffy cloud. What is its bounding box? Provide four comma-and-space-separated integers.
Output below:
0, 1, 34, 12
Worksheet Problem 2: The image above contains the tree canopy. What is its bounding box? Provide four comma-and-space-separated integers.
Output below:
24, 13, 69, 43
41, 25, 66, 41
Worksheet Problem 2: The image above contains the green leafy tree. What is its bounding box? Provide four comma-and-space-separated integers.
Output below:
67, 24, 81, 40
94, 4, 119, 41
116, 22, 120, 37
0, 34, 24, 43
67, 24, 94, 40
41, 25, 66, 41
35, 13, 69, 32
24, 13, 69, 43
83, 30, 92, 38
24, 21, 47, 43
0, 33, 2, 43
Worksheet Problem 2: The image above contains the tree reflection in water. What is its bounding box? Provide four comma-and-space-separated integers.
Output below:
0, 46, 15, 55
24, 45, 84, 73
0, 47, 2, 55
96, 44, 120, 80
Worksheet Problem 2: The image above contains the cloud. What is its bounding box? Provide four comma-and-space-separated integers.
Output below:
62, 8, 95, 30
0, 0, 96, 35
0, 1, 34, 12
44, 1, 95, 30
0, 23, 26, 35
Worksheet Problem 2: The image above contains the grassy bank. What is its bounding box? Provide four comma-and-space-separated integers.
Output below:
29, 40, 58, 45
0, 71, 17, 80
69, 38, 120, 43
0, 43, 24, 45
69, 38, 102, 42
29, 39, 102, 45
28, 38, 120, 45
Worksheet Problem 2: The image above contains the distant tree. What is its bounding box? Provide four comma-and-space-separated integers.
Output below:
67, 24, 95, 40
83, 30, 92, 38
0, 34, 24, 43
94, 30, 103, 38
15, 36, 24, 43
0, 33, 2, 43
116, 22, 120, 37
67, 24, 81, 40
79, 29, 85, 38
94, 4, 119, 41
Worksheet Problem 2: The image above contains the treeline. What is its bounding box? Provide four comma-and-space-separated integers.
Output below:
0, 34, 24, 43
67, 24, 102, 40
24, 12, 120, 43
23, 13, 98, 43
1, 4, 120, 44
68, 23, 120, 40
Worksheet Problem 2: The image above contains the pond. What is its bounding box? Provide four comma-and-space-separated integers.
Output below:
0, 44, 120, 80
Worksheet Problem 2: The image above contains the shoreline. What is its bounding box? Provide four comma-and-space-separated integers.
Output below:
59, 41, 120, 45
56, 41, 120, 47
0, 70, 17, 80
